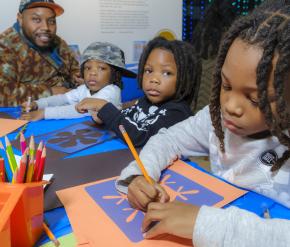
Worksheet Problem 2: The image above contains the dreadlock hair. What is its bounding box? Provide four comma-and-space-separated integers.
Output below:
80, 62, 123, 89
209, 0, 290, 172
137, 37, 202, 109
191, 0, 238, 60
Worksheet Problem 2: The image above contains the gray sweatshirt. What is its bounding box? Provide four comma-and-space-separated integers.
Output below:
116, 106, 290, 247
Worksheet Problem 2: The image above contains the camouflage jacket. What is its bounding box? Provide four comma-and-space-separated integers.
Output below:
0, 25, 80, 106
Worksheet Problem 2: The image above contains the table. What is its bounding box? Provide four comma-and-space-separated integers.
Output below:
1, 108, 290, 246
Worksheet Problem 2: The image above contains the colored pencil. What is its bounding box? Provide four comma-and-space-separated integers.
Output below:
43, 221, 60, 247
0, 155, 5, 182
119, 125, 153, 185
5, 136, 18, 173
20, 132, 27, 154
33, 141, 43, 181
29, 135, 35, 159
35, 146, 46, 182
17, 151, 27, 183
14, 124, 28, 140
0, 140, 12, 182
26, 96, 31, 113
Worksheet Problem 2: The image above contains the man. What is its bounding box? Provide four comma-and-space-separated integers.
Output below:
0, 0, 81, 106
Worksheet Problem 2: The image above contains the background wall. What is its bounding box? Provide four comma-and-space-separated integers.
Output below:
0, 0, 182, 64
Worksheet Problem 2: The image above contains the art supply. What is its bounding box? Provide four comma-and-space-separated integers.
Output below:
35, 146, 46, 182
43, 221, 60, 247
33, 141, 43, 181
0, 135, 45, 183
5, 136, 18, 173
0, 118, 28, 137
0, 155, 5, 182
0, 182, 44, 246
29, 135, 35, 159
20, 131, 27, 154
26, 96, 32, 113
15, 124, 28, 140
0, 140, 12, 182
119, 125, 153, 185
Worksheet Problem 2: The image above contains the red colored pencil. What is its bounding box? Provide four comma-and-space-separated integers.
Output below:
17, 151, 28, 183
33, 141, 43, 181
0, 155, 5, 182
35, 146, 46, 182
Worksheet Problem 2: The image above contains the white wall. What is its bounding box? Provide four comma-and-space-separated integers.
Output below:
0, 0, 182, 64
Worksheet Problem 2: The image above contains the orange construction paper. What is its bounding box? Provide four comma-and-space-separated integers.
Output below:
0, 118, 28, 137
57, 160, 247, 247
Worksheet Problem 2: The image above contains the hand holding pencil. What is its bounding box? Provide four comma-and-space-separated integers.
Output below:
119, 125, 169, 211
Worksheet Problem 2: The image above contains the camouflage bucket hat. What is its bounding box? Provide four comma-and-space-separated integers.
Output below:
81, 42, 136, 78
19, 0, 64, 16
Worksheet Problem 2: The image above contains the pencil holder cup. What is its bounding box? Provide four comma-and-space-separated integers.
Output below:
0, 182, 44, 247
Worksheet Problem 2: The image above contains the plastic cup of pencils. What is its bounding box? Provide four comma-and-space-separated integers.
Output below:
0, 181, 45, 247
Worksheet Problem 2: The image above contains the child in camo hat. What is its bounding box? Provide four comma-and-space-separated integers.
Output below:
21, 42, 136, 120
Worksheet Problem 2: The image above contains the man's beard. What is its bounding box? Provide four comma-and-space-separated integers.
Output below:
22, 28, 54, 51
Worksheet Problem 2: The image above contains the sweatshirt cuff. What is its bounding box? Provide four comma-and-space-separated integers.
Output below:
97, 102, 120, 124
36, 98, 48, 109
193, 206, 229, 246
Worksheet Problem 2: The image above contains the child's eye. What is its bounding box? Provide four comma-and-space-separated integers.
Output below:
144, 68, 152, 74
248, 96, 259, 107
162, 71, 173, 76
84, 66, 90, 71
221, 83, 231, 91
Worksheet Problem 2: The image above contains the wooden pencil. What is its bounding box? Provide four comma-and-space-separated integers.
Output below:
119, 125, 153, 185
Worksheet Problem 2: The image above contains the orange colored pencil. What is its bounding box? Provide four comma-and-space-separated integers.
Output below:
119, 125, 153, 185
43, 221, 60, 247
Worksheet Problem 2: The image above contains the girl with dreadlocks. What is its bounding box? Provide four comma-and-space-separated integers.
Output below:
76, 37, 201, 147
115, 1, 290, 246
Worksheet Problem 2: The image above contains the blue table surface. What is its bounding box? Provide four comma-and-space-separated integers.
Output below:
1, 107, 290, 246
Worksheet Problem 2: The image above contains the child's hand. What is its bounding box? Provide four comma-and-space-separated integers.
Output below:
142, 201, 200, 239
20, 110, 44, 121
76, 98, 108, 113
21, 101, 38, 112
91, 111, 103, 124
127, 176, 170, 212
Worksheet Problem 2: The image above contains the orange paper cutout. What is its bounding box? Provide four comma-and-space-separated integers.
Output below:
0, 118, 28, 137
57, 160, 247, 246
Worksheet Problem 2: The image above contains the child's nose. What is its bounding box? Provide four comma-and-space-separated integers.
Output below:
149, 75, 160, 85
224, 97, 243, 117
89, 70, 97, 76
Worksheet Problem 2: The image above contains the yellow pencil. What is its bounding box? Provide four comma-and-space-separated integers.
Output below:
119, 125, 153, 185
43, 222, 60, 247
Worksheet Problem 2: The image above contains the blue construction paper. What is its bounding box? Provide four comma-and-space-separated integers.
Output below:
34, 122, 116, 154
85, 169, 223, 243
